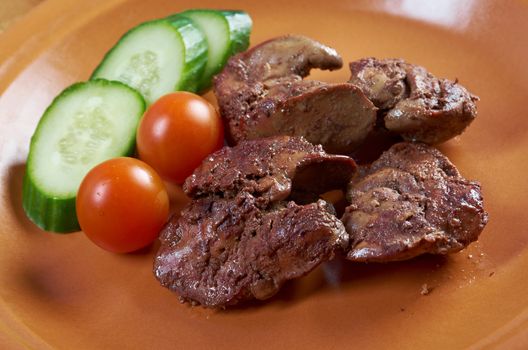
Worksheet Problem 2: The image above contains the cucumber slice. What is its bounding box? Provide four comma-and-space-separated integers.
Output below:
178, 10, 252, 91
23, 79, 146, 232
91, 18, 207, 104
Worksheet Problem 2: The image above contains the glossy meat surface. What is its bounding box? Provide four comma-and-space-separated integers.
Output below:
349, 58, 478, 144
215, 35, 376, 153
155, 136, 356, 307
342, 142, 488, 262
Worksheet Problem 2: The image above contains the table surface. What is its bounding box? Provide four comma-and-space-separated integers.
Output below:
0, 0, 44, 32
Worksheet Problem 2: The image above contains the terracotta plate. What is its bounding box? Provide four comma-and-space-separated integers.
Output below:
1, 0, 528, 348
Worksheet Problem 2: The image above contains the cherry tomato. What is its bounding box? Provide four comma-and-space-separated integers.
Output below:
136, 92, 224, 184
76, 157, 169, 253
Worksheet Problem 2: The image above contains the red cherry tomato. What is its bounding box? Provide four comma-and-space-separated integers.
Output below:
136, 92, 224, 184
76, 157, 169, 253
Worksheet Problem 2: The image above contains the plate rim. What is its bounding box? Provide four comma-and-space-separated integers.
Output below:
1, 0, 528, 348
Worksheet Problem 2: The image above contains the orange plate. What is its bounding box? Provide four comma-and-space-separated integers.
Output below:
1, 0, 528, 348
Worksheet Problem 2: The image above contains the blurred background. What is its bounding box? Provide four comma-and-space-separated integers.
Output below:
0, 0, 44, 32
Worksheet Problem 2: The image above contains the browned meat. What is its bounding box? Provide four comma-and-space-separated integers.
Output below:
214, 35, 377, 154
155, 196, 347, 307
342, 142, 488, 262
184, 135, 357, 202
349, 58, 478, 144
154, 136, 356, 307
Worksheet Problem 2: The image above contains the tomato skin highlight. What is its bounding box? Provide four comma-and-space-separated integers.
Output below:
137, 92, 224, 184
76, 157, 169, 253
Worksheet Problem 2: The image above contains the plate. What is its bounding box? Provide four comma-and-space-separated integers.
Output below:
1, 0, 528, 348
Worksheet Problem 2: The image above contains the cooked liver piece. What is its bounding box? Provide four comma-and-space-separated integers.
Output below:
349, 58, 478, 144
214, 35, 376, 154
342, 142, 488, 262
184, 135, 357, 201
154, 136, 356, 307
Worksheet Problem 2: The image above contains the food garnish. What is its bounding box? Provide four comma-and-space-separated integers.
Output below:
23, 80, 146, 232
92, 10, 252, 103
22, 9, 252, 235
76, 157, 169, 253
136, 92, 224, 184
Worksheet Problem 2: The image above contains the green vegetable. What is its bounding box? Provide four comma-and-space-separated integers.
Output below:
91, 18, 207, 104
23, 79, 146, 232
178, 9, 252, 91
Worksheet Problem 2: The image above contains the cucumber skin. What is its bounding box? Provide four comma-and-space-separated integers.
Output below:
179, 9, 252, 92
166, 15, 208, 93
23, 79, 146, 233
221, 11, 253, 59
91, 18, 208, 100
23, 175, 79, 232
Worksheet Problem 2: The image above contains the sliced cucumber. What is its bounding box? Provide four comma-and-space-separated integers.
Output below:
23, 79, 146, 232
177, 10, 252, 91
91, 18, 207, 104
